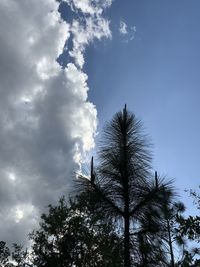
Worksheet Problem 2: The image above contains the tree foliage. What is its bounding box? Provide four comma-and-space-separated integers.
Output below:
177, 188, 200, 242
0, 241, 28, 267
29, 194, 123, 267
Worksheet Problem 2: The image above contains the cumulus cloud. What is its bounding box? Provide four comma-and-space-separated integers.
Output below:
65, 0, 112, 67
0, 0, 112, 245
70, 17, 111, 67
64, 0, 113, 15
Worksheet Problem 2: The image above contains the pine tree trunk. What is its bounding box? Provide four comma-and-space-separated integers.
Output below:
124, 211, 131, 267
124, 176, 130, 267
123, 105, 131, 267
167, 219, 175, 267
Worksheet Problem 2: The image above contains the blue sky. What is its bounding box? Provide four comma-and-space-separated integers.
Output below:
81, 1, 200, 210
0, 0, 199, 245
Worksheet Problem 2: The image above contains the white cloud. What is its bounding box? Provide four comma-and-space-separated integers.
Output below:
130, 25, 137, 40
119, 20, 136, 42
64, 0, 113, 15
119, 20, 128, 35
65, 1, 112, 68
70, 17, 111, 67
0, 0, 112, 245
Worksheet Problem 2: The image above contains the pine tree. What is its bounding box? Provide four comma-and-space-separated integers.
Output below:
78, 106, 174, 267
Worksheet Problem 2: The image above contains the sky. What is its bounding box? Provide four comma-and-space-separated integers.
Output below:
0, 0, 200, 246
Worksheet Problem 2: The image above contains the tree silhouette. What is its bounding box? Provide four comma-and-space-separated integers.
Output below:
29, 194, 123, 267
0, 241, 29, 267
77, 105, 174, 267
175, 188, 200, 266
0, 241, 10, 267
159, 201, 186, 267
132, 196, 168, 266
177, 188, 200, 242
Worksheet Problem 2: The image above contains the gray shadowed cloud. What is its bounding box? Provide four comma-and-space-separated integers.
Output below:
0, 0, 113, 245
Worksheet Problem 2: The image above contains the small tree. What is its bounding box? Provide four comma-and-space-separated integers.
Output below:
160, 201, 186, 267
177, 188, 200, 242
175, 188, 200, 266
